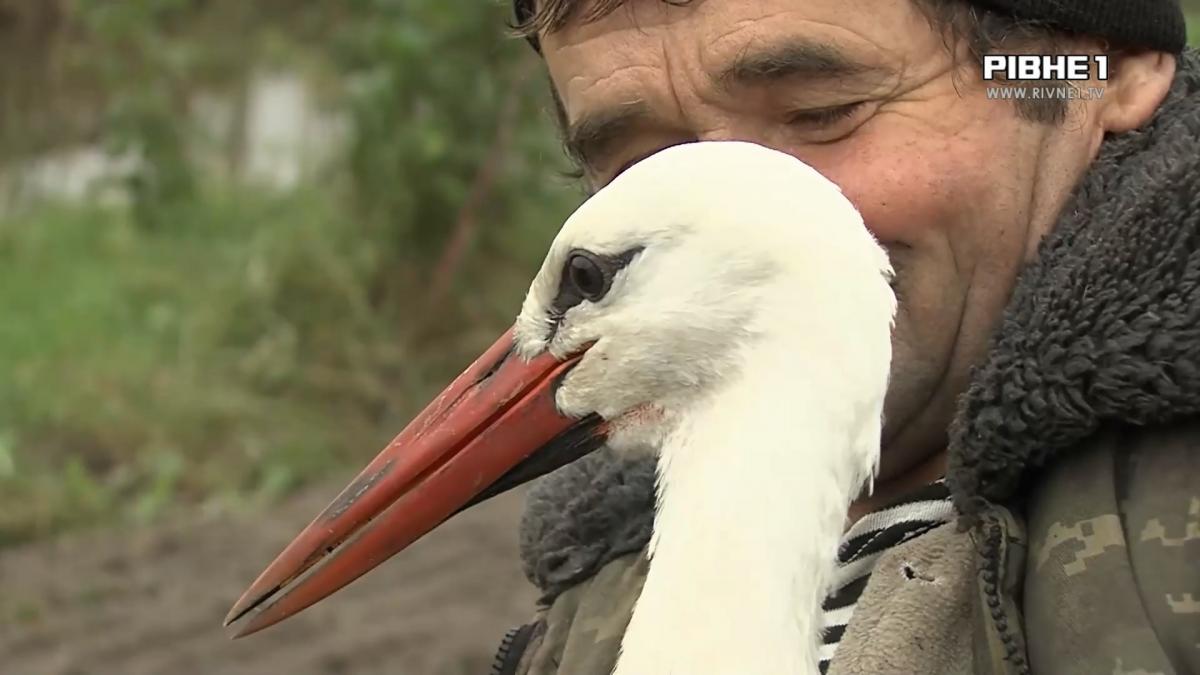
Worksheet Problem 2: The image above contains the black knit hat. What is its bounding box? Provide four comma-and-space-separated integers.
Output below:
513, 0, 1188, 54
972, 0, 1186, 53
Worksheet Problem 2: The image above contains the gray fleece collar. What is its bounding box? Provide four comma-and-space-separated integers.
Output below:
946, 48, 1200, 519
519, 49, 1200, 601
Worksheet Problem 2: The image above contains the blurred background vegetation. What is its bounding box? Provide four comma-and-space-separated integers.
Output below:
0, 0, 581, 545
0, 1, 1198, 547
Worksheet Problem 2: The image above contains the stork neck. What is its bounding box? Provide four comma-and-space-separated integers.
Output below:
614, 346, 877, 675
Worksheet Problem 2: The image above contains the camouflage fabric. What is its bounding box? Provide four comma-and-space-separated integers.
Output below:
514, 552, 648, 675
1023, 421, 1200, 675
500, 426, 1199, 675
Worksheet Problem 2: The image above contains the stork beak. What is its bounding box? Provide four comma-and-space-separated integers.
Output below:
224, 327, 605, 637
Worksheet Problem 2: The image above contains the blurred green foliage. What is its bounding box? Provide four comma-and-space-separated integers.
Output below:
0, 0, 579, 545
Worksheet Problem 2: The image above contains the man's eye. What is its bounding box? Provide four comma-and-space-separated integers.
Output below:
786, 102, 865, 128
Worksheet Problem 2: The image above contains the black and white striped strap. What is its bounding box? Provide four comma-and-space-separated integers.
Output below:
817, 480, 955, 673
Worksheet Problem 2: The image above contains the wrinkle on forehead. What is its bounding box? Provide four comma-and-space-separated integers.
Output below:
567, 62, 664, 102
550, 6, 916, 109
708, 15, 902, 71
542, 0, 683, 56
544, 1, 708, 99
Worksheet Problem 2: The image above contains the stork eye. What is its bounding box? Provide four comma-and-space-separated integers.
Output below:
565, 251, 612, 302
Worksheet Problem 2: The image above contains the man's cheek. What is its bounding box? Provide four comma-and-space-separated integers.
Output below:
845, 183, 942, 246
819, 153, 947, 244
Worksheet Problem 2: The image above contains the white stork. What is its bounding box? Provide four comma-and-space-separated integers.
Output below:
225, 141, 897, 675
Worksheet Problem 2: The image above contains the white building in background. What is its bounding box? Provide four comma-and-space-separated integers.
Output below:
0, 70, 347, 212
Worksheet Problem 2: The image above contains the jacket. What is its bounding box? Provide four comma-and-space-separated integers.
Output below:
490, 47, 1200, 675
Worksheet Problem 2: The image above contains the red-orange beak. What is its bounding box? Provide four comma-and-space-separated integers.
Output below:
224, 327, 604, 637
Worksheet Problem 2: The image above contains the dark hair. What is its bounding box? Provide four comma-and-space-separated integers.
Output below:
512, 0, 1084, 125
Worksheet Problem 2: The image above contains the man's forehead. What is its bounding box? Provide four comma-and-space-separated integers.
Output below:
541, 9, 901, 169
555, 37, 890, 163
541, 0, 906, 106
538, 0, 908, 53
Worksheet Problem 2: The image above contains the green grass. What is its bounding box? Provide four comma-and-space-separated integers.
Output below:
0, 185, 504, 545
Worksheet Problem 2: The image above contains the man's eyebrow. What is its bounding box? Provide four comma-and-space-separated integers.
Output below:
564, 101, 654, 171
561, 42, 877, 172
717, 40, 881, 89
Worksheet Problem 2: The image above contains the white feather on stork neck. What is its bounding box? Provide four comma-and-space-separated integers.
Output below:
226, 141, 897, 675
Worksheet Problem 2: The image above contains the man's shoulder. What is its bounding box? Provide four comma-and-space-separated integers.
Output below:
519, 448, 656, 602
1022, 418, 1200, 674
1025, 417, 1200, 549
499, 551, 648, 675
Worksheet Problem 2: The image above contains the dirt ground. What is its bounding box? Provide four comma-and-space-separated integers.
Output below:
0, 482, 539, 675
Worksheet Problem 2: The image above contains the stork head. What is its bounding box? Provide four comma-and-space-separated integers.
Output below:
225, 141, 894, 636
515, 140, 893, 452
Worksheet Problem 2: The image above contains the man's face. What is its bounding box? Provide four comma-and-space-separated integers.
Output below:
539, 0, 1111, 479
